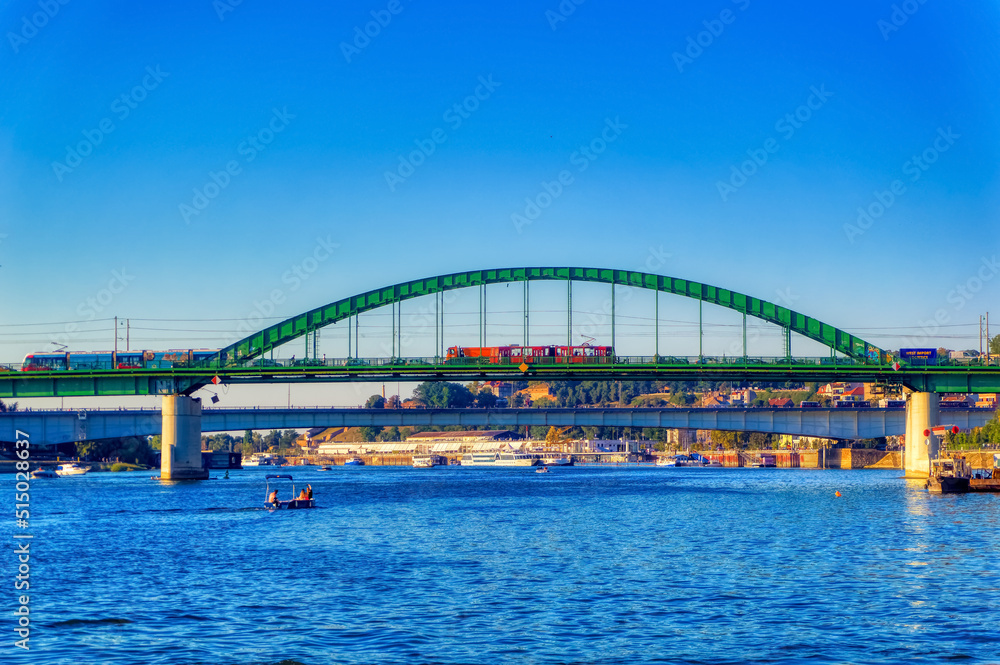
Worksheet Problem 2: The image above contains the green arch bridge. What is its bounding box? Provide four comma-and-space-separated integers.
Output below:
3, 267, 999, 399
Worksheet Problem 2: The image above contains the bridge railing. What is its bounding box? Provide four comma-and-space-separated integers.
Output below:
221, 355, 890, 369
7, 355, 1000, 373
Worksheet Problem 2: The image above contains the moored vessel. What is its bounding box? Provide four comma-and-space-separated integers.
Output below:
926, 457, 972, 494
344, 456, 365, 466
461, 450, 538, 467
412, 454, 446, 468
969, 453, 1000, 492
54, 463, 90, 476
243, 453, 285, 467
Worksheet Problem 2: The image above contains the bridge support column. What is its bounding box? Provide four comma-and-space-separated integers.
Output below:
160, 394, 207, 480
904, 392, 939, 478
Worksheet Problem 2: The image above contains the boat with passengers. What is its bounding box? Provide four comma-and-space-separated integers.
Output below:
264, 475, 315, 509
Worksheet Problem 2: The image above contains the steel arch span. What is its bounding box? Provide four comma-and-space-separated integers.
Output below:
208, 267, 884, 367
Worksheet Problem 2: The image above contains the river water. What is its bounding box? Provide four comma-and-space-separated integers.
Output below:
8, 465, 1000, 664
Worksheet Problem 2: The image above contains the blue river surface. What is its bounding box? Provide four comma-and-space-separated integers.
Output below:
6, 465, 1000, 665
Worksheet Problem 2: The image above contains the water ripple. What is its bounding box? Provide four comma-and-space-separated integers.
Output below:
12, 467, 1000, 664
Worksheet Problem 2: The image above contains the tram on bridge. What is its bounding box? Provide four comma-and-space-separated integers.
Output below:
21, 349, 219, 371
446, 344, 614, 363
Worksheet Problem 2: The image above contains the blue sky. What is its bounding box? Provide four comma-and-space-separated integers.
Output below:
1, 0, 998, 405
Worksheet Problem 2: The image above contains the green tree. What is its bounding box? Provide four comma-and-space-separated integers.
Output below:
990, 334, 1000, 356
475, 390, 498, 408
378, 426, 401, 442
529, 425, 549, 439
365, 395, 386, 409
76, 436, 155, 465
412, 382, 475, 408
263, 430, 281, 451
242, 429, 255, 454
359, 426, 383, 441
670, 392, 695, 407
279, 429, 300, 450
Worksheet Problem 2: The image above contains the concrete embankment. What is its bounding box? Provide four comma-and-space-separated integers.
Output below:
704, 449, 902, 469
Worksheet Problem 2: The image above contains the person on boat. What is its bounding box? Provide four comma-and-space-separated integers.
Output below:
298, 488, 308, 500
306, 484, 313, 500
268, 490, 279, 507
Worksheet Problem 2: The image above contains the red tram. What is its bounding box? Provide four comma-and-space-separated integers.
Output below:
445, 344, 614, 364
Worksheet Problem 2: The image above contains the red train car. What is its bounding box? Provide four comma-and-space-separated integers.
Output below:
446, 344, 614, 364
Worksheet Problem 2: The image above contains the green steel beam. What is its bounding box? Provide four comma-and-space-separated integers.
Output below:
206, 267, 886, 367
4, 360, 1000, 398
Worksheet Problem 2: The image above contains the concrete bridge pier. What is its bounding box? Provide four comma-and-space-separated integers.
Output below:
160, 394, 208, 480
903, 392, 940, 478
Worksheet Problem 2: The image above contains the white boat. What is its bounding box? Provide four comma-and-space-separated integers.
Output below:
31, 468, 58, 478
54, 463, 89, 476
412, 454, 446, 468
243, 453, 284, 467
655, 456, 677, 467
461, 451, 538, 467
542, 455, 573, 467
344, 456, 365, 466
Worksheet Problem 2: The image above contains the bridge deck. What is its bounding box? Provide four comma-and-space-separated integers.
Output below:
1, 407, 994, 446
3, 356, 1000, 397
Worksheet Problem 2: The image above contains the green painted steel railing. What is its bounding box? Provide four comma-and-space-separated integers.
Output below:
4, 357, 1000, 398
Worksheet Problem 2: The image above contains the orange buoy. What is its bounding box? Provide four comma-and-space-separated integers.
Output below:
835, 491, 842, 497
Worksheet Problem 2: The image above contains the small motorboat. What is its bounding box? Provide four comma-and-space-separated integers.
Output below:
264, 475, 315, 509
31, 468, 58, 478
535, 466, 550, 473
55, 463, 90, 476
318, 465, 333, 471
344, 456, 365, 466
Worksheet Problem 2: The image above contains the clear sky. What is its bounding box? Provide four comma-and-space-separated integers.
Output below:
1, 0, 998, 406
